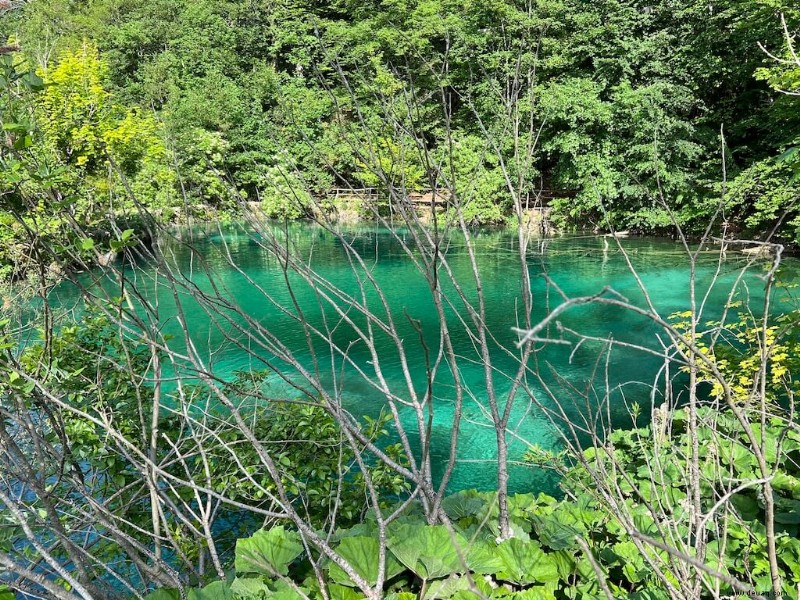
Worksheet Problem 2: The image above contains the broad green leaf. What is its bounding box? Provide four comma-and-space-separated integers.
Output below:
327, 521, 379, 543
388, 524, 468, 579
496, 538, 559, 585
502, 587, 557, 600
270, 579, 310, 600
774, 497, 800, 524
188, 581, 233, 600
424, 575, 473, 599
463, 540, 502, 574
611, 541, 644, 565
230, 576, 272, 598
548, 550, 576, 580
327, 536, 404, 587
328, 583, 367, 600
235, 526, 304, 577
507, 494, 540, 515
730, 493, 760, 521
529, 514, 581, 550
442, 492, 488, 520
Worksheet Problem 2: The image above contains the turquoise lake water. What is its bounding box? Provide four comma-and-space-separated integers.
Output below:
51, 223, 796, 495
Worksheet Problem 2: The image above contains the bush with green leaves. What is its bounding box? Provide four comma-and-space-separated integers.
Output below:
149, 396, 800, 600
0, 309, 409, 596
145, 491, 638, 600
251, 165, 315, 220
563, 407, 800, 598
668, 305, 800, 406
436, 135, 509, 226
184, 372, 411, 528
723, 157, 800, 241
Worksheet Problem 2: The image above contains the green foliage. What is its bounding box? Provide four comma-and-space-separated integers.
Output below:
354, 137, 426, 193
37, 41, 177, 210
328, 536, 404, 586
563, 407, 800, 596
157, 311, 800, 598
670, 307, 800, 403
0, 308, 409, 597
4, 1, 800, 596
438, 135, 508, 225
171, 127, 239, 208
235, 527, 304, 577
256, 165, 314, 220
0, 39, 182, 278
189, 375, 410, 529
387, 525, 466, 580
1, 0, 799, 243
153, 484, 737, 599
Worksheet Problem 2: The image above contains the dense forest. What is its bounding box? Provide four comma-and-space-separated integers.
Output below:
1, 0, 800, 280
1, 1, 800, 600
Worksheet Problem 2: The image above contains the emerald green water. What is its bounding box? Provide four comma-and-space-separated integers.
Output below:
52, 223, 795, 495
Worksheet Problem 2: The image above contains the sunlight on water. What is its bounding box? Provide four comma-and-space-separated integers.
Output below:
51, 223, 795, 495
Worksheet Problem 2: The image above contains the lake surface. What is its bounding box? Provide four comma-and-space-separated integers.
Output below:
51, 223, 796, 495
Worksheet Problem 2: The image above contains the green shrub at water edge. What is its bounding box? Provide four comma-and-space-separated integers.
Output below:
147, 401, 800, 599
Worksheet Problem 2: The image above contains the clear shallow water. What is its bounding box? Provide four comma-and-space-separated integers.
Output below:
51, 223, 797, 495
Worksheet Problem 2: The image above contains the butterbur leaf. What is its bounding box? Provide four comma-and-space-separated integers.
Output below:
327, 536, 404, 587
270, 580, 310, 600
235, 526, 304, 576
424, 575, 473, 599
774, 497, 800, 524
442, 491, 488, 520
388, 524, 468, 579
230, 577, 273, 598
188, 581, 233, 600
610, 541, 643, 565
506, 587, 557, 599
548, 550, 576, 580
730, 493, 760, 521
529, 514, 581, 550
328, 583, 367, 600
464, 540, 502, 574
326, 521, 378, 543
496, 538, 559, 585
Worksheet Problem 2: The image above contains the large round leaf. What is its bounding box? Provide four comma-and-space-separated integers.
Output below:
327, 536, 405, 587
496, 538, 559, 585
235, 526, 304, 577
388, 524, 470, 580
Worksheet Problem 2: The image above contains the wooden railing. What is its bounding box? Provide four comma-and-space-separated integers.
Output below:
323, 187, 575, 209
325, 187, 379, 200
